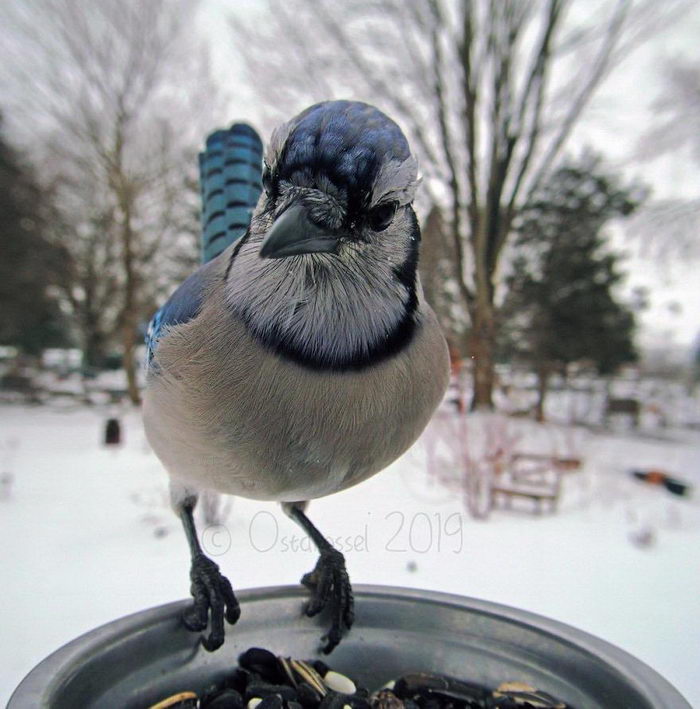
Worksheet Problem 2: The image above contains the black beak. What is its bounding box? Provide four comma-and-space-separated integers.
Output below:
259, 204, 339, 259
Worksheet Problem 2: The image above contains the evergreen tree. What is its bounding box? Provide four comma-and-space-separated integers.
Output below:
501, 155, 643, 420
0, 118, 69, 355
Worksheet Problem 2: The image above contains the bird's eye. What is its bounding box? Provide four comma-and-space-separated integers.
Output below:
368, 201, 398, 232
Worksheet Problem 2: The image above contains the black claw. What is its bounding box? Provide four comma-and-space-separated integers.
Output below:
183, 553, 240, 651
343, 600, 355, 629
182, 576, 209, 631
322, 632, 341, 655
182, 607, 208, 632
220, 575, 241, 624
301, 569, 318, 590
300, 547, 354, 654
201, 630, 225, 652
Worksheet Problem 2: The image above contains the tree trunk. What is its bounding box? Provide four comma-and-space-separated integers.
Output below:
82, 302, 106, 370
535, 364, 551, 422
468, 300, 496, 410
114, 153, 142, 406
121, 219, 142, 405
122, 318, 141, 405
83, 325, 106, 370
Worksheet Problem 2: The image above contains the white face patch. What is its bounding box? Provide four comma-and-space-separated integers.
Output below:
264, 121, 294, 177
370, 155, 420, 207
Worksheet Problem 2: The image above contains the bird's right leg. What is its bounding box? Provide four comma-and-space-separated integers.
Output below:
174, 487, 240, 651
283, 502, 354, 654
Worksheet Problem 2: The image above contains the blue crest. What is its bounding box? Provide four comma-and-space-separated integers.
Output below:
278, 101, 411, 203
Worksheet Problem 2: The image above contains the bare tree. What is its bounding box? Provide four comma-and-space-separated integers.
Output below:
0, 0, 222, 402
230, 0, 690, 408
49, 192, 120, 369
639, 58, 700, 164
632, 57, 700, 261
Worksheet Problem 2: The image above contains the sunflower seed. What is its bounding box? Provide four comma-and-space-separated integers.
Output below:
324, 671, 356, 695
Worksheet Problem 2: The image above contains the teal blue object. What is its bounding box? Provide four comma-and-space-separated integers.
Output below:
199, 123, 263, 264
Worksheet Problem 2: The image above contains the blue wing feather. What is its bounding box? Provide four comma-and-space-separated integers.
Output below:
146, 264, 212, 363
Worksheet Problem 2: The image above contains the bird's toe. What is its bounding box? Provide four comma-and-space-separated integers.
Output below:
182, 576, 209, 631
184, 553, 240, 651
301, 547, 354, 653
182, 606, 208, 632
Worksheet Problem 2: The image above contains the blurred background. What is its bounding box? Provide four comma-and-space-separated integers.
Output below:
1, 0, 699, 705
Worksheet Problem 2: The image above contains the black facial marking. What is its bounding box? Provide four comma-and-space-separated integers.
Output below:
391, 206, 420, 317
262, 162, 279, 203
241, 308, 419, 373
224, 228, 251, 281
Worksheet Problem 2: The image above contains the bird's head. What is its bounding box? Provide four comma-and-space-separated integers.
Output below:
225, 100, 423, 370
258, 100, 419, 260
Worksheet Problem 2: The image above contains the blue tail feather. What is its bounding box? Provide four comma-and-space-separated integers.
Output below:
200, 123, 262, 264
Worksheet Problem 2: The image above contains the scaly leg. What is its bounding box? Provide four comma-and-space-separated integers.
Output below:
177, 493, 240, 651
283, 502, 354, 653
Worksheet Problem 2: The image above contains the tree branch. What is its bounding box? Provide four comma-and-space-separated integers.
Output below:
497, 0, 563, 264
427, 0, 472, 305
460, 0, 479, 244
524, 0, 630, 202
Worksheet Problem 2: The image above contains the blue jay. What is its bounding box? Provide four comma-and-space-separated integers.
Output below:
143, 101, 450, 653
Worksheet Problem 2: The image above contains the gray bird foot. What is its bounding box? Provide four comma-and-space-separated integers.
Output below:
301, 546, 354, 654
182, 553, 240, 651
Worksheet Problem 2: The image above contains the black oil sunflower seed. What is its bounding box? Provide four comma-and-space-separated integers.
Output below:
202, 689, 245, 709
240, 648, 286, 683
147, 646, 569, 709
245, 682, 298, 702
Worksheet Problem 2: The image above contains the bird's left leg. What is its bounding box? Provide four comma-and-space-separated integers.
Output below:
175, 487, 240, 651
282, 502, 354, 654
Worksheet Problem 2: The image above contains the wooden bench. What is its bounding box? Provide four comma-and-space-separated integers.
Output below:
490, 453, 564, 514
605, 397, 640, 427
511, 452, 582, 472
491, 482, 560, 513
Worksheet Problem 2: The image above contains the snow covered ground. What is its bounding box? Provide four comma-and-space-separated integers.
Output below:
1, 403, 699, 706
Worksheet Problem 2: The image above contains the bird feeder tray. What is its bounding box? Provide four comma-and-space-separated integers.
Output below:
8, 585, 690, 709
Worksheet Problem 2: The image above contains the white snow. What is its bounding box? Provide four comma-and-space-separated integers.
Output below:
0, 403, 699, 706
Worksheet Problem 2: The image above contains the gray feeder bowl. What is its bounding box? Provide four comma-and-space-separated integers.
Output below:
8, 585, 690, 708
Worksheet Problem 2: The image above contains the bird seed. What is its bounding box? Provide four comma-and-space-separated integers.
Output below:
147, 647, 570, 709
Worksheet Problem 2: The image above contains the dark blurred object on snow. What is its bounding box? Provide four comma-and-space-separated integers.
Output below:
104, 417, 122, 446
630, 469, 692, 497
628, 525, 656, 549
605, 398, 640, 428
0, 472, 13, 501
